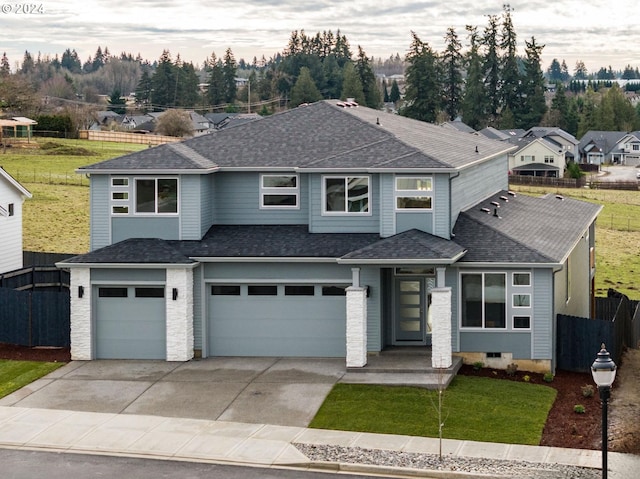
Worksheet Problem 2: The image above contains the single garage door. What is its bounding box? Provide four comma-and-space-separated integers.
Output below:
208, 284, 347, 357
95, 286, 166, 359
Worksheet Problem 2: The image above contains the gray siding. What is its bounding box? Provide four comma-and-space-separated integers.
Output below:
433, 174, 450, 238
309, 174, 380, 233
91, 268, 166, 282
555, 228, 591, 319
450, 157, 508, 226
459, 332, 531, 359
380, 175, 395, 237
203, 262, 351, 281
533, 268, 553, 360
361, 266, 382, 352
201, 176, 213, 237
180, 175, 202, 240
213, 172, 308, 225
90, 175, 110, 251
112, 217, 180, 242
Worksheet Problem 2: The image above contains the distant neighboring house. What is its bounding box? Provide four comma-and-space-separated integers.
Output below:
58, 101, 601, 375
442, 119, 476, 134
579, 130, 640, 166
0, 167, 32, 274
204, 112, 261, 130
508, 137, 567, 178
477, 127, 526, 142
523, 127, 579, 163
188, 112, 210, 135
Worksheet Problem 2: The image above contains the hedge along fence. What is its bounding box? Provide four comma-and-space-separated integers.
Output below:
79, 130, 181, 145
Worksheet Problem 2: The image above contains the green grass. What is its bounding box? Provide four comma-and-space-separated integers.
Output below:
310, 377, 557, 445
0, 360, 64, 398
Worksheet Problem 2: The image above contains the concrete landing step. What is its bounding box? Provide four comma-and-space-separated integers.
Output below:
340, 371, 456, 389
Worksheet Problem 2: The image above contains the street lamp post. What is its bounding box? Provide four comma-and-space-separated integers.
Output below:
591, 343, 617, 479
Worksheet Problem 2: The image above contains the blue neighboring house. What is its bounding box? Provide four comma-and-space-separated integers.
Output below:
58, 100, 601, 373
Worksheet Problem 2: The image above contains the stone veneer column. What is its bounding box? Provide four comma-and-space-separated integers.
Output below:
165, 267, 194, 362
431, 287, 452, 369
69, 267, 92, 360
346, 286, 368, 368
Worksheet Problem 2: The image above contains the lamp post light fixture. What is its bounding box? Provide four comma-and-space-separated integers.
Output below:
591, 343, 617, 479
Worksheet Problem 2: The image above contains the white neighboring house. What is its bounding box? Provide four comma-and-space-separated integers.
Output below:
0, 167, 32, 274
508, 137, 568, 178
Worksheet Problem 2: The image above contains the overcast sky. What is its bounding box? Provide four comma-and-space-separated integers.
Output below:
1, 0, 637, 73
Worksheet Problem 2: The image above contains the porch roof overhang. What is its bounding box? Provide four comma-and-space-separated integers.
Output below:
338, 229, 467, 264
512, 163, 559, 172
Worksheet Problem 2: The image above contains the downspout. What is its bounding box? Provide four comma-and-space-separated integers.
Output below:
448, 171, 460, 239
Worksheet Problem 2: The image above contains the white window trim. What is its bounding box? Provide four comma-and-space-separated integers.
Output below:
259, 174, 300, 209
133, 177, 179, 216
110, 177, 131, 215
394, 176, 433, 212
322, 175, 371, 216
512, 293, 531, 308
512, 315, 532, 330
459, 272, 507, 330
512, 272, 531, 287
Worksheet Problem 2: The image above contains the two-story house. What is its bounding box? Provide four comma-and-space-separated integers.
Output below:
579, 130, 640, 165
58, 100, 601, 373
0, 167, 32, 274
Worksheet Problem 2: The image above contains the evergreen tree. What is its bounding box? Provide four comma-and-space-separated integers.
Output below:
21, 51, 35, 74
290, 66, 323, 106
482, 15, 501, 125
441, 27, 464, 121
354, 46, 381, 108
400, 32, 442, 123
518, 36, 547, 129
92, 46, 105, 71
576, 88, 598, 138
500, 5, 521, 119
178, 61, 200, 108
547, 82, 569, 129
107, 88, 126, 114
597, 84, 638, 131
134, 69, 152, 108
222, 48, 238, 104
207, 53, 226, 106
340, 62, 365, 104
151, 50, 176, 109
389, 79, 401, 103
560, 60, 570, 81
60, 48, 81, 73
382, 79, 389, 103
460, 25, 488, 130
547, 59, 563, 82
0, 52, 10, 77
574, 60, 588, 80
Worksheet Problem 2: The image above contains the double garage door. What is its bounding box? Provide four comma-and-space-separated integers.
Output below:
95, 286, 166, 359
208, 284, 347, 357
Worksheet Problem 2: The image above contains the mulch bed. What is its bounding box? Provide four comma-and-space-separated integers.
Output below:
0, 342, 70, 362
458, 364, 602, 450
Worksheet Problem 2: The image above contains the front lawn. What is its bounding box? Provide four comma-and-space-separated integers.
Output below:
310, 376, 557, 445
0, 360, 64, 398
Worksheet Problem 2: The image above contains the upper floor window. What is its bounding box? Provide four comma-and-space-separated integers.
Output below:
544, 156, 554, 164
324, 176, 369, 214
135, 178, 178, 214
260, 174, 299, 208
520, 155, 535, 162
395, 176, 432, 210
111, 177, 130, 214
633, 144, 639, 151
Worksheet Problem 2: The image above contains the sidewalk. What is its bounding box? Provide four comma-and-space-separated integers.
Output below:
1, 405, 637, 478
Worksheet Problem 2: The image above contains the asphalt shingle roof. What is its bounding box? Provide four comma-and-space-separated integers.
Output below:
78, 101, 514, 173
453, 191, 602, 264
62, 238, 196, 264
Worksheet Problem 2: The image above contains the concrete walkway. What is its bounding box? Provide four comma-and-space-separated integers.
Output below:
1, 405, 638, 478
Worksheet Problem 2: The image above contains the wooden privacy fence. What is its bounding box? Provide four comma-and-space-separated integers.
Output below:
0, 257, 72, 348
0, 288, 70, 347
508, 176, 586, 188
557, 295, 640, 372
79, 130, 181, 145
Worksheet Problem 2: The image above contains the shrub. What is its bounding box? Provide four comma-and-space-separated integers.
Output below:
543, 372, 554, 383
472, 361, 484, 371
581, 384, 595, 398
574, 404, 586, 414
523, 375, 531, 382
506, 363, 518, 376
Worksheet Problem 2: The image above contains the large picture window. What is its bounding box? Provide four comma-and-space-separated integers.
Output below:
135, 178, 178, 214
260, 174, 299, 208
461, 273, 506, 329
324, 176, 369, 214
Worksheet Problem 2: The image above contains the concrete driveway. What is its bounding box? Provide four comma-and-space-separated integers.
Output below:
0, 358, 346, 427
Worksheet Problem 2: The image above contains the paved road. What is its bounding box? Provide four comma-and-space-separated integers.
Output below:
1, 449, 392, 479
597, 165, 639, 182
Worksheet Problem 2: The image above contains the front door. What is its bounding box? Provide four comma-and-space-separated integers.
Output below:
393, 277, 433, 345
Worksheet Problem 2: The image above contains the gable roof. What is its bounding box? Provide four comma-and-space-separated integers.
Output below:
453, 191, 602, 265
579, 131, 629, 155
0, 167, 32, 198
77, 101, 514, 174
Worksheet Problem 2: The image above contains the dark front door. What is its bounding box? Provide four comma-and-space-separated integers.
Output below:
393, 277, 432, 345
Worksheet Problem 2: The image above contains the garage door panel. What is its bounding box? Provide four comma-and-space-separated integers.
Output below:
95, 286, 166, 360
209, 285, 346, 357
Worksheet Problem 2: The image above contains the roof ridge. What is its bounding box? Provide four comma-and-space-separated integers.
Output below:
168, 142, 218, 169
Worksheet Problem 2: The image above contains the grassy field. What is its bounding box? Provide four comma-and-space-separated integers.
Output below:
310, 378, 557, 445
3, 139, 639, 299
0, 360, 64, 398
